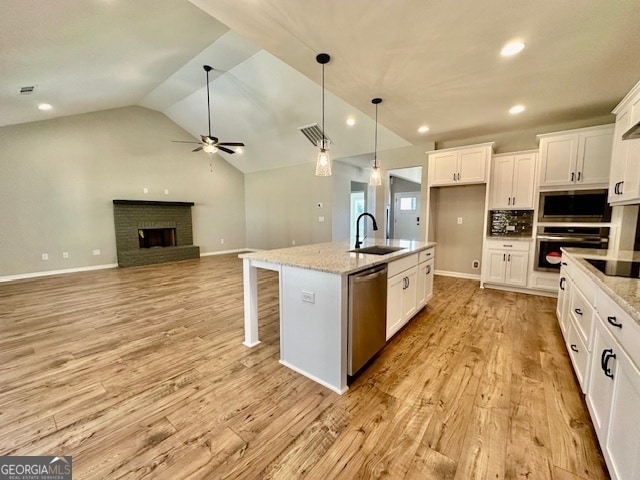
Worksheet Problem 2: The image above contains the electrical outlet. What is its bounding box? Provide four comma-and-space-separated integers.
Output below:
143, 187, 149, 194
92, 249, 101, 256
220, 238, 224, 244
41, 253, 48, 261
318, 216, 325, 222
457, 217, 463, 224
472, 260, 480, 269
62, 252, 69, 259
164, 189, 169, 195
301, 291, 315, 303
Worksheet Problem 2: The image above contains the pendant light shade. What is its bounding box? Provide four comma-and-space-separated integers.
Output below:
369, 98, 383, 186
315, 53, 332, 176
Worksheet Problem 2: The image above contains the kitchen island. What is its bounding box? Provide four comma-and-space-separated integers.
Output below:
239, 239, 436, 393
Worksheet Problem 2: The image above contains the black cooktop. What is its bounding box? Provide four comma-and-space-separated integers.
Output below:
586, 259, 640, 278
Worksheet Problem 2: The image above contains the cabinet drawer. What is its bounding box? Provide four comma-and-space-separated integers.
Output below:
569, 285, 595, 349
596, 290, 640, 370
567, 320, 591, 394
484, 239, 530, 252
571, 264, 596, 302
419, 248, 435, 264
388, 253, 419, 277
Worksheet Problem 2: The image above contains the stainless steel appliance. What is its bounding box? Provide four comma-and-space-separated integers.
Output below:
538, 189, 611, 223
535, 226, 609, 272
348, 264, 387, 376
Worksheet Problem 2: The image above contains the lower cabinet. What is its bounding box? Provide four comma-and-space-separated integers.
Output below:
482, 239, 529, 287
387, 248, 435, 340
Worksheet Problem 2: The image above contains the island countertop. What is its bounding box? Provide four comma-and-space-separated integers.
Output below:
562, 247, 640, 326
239, 239, 436, 275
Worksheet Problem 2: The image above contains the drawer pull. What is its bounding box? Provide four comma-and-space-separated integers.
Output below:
607, 316, 623, 329
574, 308, 582, 316
559, 277, 566, 290
561, 262, 567, 266
601, 349, 616, 380
570, 344, 579, 353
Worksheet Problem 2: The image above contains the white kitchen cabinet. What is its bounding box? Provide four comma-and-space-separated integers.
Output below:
587, 318, 617, 442
538, 125, 613, 188
556, 260, 571, 337
386, 254, 419, 340
482, 240, 529, 287
428, 143, 493, 186
416, 257, 434, 310
490, 152, 536, 209
608, 79, 640, 205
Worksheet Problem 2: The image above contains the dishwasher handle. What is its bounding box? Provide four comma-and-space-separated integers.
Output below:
352, 265, 387, 283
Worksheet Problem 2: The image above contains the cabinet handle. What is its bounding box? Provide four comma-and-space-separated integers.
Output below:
602, 349, 616, 379
574, 308, 583, 315
507, 197, 511, 205
607, 316, 623, 329
577, 171, 581, 181
512, 196, 515, 204
561, 262, 567, 266
503, 244, 513, 247
559, 277, 565, 290
570, 344, 579, 353
620, 181, 624, 194
453, 173, 456, 181
571, 172, 575, 182
503, 253, 506, 262
614, 182, 620, 195
507, 254, 511, 262
426, 265, 431, 274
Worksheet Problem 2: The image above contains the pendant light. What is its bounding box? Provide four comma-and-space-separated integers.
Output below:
369, 98, 383, 186
315, 53, 332, 176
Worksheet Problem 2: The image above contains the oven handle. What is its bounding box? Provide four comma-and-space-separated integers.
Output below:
536, 235, 608, 243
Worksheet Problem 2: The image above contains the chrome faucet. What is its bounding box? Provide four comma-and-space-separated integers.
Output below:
354, 212, 378, 249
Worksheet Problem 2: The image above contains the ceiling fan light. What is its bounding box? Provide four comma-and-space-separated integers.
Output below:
369, 165, 382, 186
315, 146, 332, 176
203, 143, 218, 154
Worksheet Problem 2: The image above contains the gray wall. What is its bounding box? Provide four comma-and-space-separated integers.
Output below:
0, 106, 246, 277
430, 184, 486, 276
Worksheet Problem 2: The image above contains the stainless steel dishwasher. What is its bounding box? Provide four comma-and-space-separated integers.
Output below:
348, 263, 388, 376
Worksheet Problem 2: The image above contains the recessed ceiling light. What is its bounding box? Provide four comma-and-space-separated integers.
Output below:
418, 125, 430, 133
509, 104, 525, 114
236, 147, 244, 154
346, 117, 355, 126
501, 42, 525, 57
38, 103, 53, 111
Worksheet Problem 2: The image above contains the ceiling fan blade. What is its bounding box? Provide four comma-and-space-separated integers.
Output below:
218, 146, 235, 154
172, 140, 201, 144
218, 142, 245, 147
192, 146, 203, 152
201, 135, 218, 144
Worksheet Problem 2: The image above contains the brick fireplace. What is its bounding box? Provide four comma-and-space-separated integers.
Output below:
113, 200, 200, 267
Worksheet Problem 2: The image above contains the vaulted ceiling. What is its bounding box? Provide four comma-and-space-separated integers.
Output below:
3, 0, 640, 173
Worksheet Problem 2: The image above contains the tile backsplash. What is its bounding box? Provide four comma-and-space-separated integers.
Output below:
489, 210, 533, 237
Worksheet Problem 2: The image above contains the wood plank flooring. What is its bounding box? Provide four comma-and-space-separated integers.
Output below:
0, 255, 609, 479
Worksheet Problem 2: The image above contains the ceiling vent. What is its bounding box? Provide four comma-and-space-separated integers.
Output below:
19, 86, 35, 94
299, 123, 331, 146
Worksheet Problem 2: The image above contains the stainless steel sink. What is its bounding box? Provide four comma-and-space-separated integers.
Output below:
350, 245, 406, 255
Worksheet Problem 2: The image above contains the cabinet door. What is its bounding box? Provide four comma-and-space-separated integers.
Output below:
416, 261, 427, 310
511, 153, 536, 208
576, 128, 613, 186
485, 249, 507, 284
490, 156, 515, 208
424, 259, 434, 304
608, 107, 631, 203
386, 274, 404, 340
429, 151, 458, 186
539, 134, 578, 187
505, 251, 528, 287
587, 319, 617, 442
605, 348, 640, 480
402, 267, 418, 321
458, 148, 487, 183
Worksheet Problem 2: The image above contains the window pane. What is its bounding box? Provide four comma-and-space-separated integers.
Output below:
400, 197, 416, 211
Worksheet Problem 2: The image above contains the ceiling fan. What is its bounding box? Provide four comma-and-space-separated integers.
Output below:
172, 65, 245, 155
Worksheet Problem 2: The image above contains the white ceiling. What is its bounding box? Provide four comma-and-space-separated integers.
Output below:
3, 0, 640, 173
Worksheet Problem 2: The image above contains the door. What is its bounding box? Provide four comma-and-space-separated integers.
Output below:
402, 267, 418, 320
609, 107, 631, 202
394, 192, 420, 240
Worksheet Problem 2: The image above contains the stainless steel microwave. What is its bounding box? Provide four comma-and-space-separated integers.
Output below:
538, 189, 611, 223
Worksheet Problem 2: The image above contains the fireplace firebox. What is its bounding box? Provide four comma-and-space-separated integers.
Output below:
138, 228, 176, 248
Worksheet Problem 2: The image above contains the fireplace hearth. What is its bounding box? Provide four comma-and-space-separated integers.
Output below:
113, 200, 200, 267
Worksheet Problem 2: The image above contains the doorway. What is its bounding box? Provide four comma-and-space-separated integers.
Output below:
388, 167, 422, 240
350, 181, 367, 242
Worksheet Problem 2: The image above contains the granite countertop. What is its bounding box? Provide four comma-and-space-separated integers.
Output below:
239, 240, 436, 275
562, 247, 640, 326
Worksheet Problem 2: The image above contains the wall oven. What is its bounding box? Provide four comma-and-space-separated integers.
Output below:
535, 226, 610, 272
538, 189, 611, 223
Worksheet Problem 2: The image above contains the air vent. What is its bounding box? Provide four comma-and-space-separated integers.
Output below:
19, 86, 35, 95
298, 123, 331, 146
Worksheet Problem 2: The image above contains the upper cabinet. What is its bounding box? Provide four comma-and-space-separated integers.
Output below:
490, 151, 537, 209
608, 79, 640, 205
428, 143, 494, 187
538, 125, 614, 189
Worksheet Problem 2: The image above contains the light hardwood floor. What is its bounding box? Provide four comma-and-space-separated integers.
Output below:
0, 254, 609, 479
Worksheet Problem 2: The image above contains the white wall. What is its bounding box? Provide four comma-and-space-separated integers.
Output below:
0, 106, 246, 278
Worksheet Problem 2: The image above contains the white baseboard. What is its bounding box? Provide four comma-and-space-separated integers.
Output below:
279, 360, 348, 395
0, 263, 118, 283
434, 270, 481, 281
200, 248, 257, 257
482, 283, 558, 298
